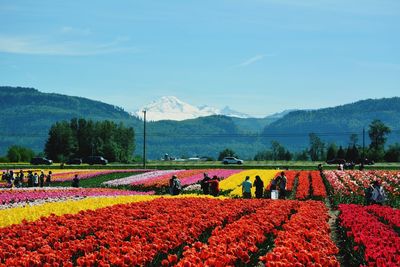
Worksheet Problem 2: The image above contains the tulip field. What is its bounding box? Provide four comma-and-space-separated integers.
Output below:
0, 168, 399, 266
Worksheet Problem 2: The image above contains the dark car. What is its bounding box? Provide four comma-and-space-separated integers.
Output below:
355, 158, 375, 165
30, 157, 53, 165
326, 158, 346, 165
66, 158, 82, 165
84, 156, 108, 165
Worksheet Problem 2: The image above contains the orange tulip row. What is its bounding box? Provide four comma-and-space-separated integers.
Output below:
260, 200, 339, 267
176, 200, 299, 266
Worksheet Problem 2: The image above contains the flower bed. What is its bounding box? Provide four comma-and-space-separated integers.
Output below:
177, 200, 299, 266
0, 198, 342, 266
323, 170, 399, 207
260, 201, 339, 266
295, 171, 310, 200
219, 170, 279, 197
310, 171, 327, 199
338, 204, 400, 266
0, 187, 154, 205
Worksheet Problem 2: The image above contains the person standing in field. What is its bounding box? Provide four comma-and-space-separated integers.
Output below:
253, 175, 264, 198
207, 175, 220, 197
71, 174, 80, 187
170, 175, 182, 195
39, 171, 45, 187
277, 171, 287, 199
18, 170, 24, 187
242, 176, 252, 199
46, 171, 52, 186
33, 172, 39, 187
200, 173, 211, 195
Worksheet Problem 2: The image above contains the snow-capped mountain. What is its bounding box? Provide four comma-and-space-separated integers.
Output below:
135, 96, 251, 121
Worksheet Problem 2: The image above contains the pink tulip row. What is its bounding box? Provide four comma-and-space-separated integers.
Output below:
134, 169, 243, 189
323, 171, 351, 195
348, 170, 400, 196
102, 170, 179, 186
0, 188, 154, 205
52, 169, 149, 182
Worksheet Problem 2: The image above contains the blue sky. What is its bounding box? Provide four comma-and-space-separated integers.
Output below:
1, 0, 399, 117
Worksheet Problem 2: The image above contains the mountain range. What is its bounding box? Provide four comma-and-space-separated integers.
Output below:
134, 96, 251, 121
1, 86, 399, 160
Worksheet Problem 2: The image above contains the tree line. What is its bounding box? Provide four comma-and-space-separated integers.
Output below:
1, 118, 399, 163
44, 118, 135, 163
249, 119, 399, 162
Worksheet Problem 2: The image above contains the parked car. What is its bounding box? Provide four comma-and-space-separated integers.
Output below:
84, 156, 108, 165
326, 158, 346, 165
66, 158, 82, 165
222, 157, 244, 165
30, 157, 53, 165
354, 158, 375, 165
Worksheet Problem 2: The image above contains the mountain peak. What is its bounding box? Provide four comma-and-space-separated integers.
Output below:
135, 96, 250, 121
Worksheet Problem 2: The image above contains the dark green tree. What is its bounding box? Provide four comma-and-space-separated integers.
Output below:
326, 143, 337, 161
45, 121, 76, 162
44, 118, 135, 163
271, 141, 287, 161
384, 143, 400, 162
7, 145, 35, 162
337, 146, 345, 159
218, 148, 237, 160
308, 133, 325, 161
368, 119, 391, 161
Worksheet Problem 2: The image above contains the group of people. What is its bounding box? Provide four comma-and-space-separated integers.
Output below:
169, 172, 288, 199
242, 171, 287, 199
1, 170, 52, 188
200, 173, 220, 196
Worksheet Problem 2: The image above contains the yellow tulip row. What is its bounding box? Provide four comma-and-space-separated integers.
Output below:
219, 169, 279, 197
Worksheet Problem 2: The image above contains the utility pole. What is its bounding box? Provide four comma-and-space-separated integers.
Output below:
362, 127, 365, 160
143, 110, 147, 169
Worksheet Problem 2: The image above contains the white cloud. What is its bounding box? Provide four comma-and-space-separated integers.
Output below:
0, 35, 138, 56
236, 54, 274, 67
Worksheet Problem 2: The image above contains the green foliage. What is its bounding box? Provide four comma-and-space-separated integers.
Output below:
45, 118, 135, 163
326, 143, 337, 161
218, 148, 237, 160
6, 145, 35, 162
384, 143, 400, 162
254, 141, 292, 161
308, 133, 325, 161
337, 146, 345, 159
368, 119, 391, 161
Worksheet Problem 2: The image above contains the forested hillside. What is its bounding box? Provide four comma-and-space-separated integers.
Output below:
0, 87, 141, 154
1, 87, 400, 160
261, 98, 400, 150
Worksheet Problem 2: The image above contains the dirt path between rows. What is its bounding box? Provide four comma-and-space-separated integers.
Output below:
324, 198, 345, 266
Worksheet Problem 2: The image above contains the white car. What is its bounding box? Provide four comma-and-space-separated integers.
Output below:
222, 157, 244, 165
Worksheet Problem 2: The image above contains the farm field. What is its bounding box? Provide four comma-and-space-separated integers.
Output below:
0, 168, 399, 266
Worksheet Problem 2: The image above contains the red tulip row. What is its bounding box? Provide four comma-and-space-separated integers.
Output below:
295, 171, 310, 199
338, 204, 400, 266
364, 204, 400, 228
260, 200, 340, 267
0, 198, 264, 266
176, 200, 299, 266
310, 171, 327, 198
